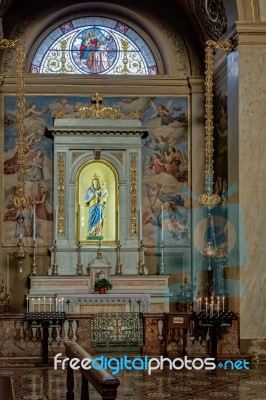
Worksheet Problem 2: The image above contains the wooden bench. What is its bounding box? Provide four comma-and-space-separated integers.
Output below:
64, 341, 120, 400
0, 377, 15, 400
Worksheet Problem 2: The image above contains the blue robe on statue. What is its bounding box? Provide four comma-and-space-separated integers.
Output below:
84, 187, 103, 234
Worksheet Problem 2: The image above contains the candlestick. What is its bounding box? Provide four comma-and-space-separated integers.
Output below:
38, 298, 40, 313
139, 204, 142, 241
161, 204, 164, 243
49, 298, 52, 312
26, 296, 29, 313
33, 204, 36, 240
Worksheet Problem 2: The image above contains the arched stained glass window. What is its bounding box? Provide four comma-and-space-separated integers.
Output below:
31, 17, 158, 75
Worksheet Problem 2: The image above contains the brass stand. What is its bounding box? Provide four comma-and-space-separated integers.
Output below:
52, 240, 58, 275
30, 239, 38, 276
115, 240, 123, 275
76, 241, 83, 275
137, 240, 145, 275
159, 241, 166, 275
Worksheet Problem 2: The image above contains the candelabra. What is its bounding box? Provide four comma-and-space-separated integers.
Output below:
30, 239, 38, 276
159, 241, 166, 275
137, 240, 145, 275
76, 241, 83, 275
115, 240, 123, 275
14, 237, 28, 273
96, 240, 103, 260
52, 240, 58, 275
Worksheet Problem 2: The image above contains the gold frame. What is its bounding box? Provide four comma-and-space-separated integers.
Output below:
75, 159, 119, 244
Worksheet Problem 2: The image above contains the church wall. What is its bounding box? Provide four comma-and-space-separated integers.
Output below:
236, 23, 266, 354
0, 76, 205, 313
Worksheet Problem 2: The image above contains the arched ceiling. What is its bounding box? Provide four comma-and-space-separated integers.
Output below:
0, 0, 258, 41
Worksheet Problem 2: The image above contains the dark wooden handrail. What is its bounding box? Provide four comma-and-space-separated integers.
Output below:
64, 341, 120, 400
0, 377, 15, 400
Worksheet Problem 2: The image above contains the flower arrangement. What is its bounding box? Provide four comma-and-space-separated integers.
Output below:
94, 276, 113, 291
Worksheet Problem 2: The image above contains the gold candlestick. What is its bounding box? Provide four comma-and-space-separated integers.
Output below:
52, 240, 58, 275
76, 241, 83, 275
137, 240, 145, 275
30, 239, 38, 276
115, 240, 123, 275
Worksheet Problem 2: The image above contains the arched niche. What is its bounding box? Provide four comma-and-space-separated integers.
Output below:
76, 159, 119, 244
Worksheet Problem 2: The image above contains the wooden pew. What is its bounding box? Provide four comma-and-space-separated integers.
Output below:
0, 377, 15, 400
64, 341, 120, 400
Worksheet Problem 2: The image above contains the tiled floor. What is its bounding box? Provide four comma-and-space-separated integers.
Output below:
0, 363, 265, 399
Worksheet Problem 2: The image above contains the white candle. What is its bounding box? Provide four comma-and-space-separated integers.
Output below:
32, 298, 35, 312
161, 205, 164, 243
222, 296, 225, 312
59, 299, 61, 313
211, 302, 214, 318
49, 298, 52, 312
43, 297, 45, 312
56, 298, 58, 312
62, 297, 64, 312
205, 297, 208, 315
139, 204, 142, 241
55, 205, 58, 241
26, 297, 29, 313
38, 298, 41, 313
217, 297, 220, 316
33, 204, 36, 240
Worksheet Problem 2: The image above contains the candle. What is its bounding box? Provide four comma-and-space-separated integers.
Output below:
62, 297, 64, 312
161, 205, 164, 243
222, 296, 225, 312
32, 298, 35, 312
43, 297, 45, 312
217, 297, 220, 316
58, 299, 61, 313
56, 298, 58, 312
211, 301, 214, 318
117, 207, 120, 242
193, 298, 197, 313
139, 204, 142, 241
38, 298, 41, 313
33, 204, 36, 240
49, 298, 52, 312
199, 297, 202, 312
205, 297, 208, 315
55, 205, 58, 241
26, 296, 29, 313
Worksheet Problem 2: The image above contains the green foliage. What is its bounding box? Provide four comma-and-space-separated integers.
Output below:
94, 277, 113, 290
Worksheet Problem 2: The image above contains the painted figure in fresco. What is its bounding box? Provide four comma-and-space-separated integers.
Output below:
4, 131, 43, 175
25, 150, 44, 181
146, 153, 167, 175
25, 103, 48, 118
146, 182, 185, 207
84, 175, 108, 237
161, 202, 186, 240
147, 135, 169, 158
33, 186, 53, 221
149, 103, 183, 126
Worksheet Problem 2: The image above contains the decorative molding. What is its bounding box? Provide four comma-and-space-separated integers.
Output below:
130, 153, 137, 236
236, 22, 266, 45
111, 152, 124, 164
192, 0, 227, 40
57, 153, 65, 236
50, 129, 146, 137
72, 152, 83, 163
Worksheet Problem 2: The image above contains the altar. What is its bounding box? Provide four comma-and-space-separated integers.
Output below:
60, 293, 151, 313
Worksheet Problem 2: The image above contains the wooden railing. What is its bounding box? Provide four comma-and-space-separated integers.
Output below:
0, 377, 15, 400
64, 341, 120, 400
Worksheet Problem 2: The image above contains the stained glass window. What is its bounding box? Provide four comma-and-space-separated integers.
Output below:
30, 17, 158, 75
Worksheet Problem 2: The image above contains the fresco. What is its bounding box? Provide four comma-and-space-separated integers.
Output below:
3, 96, 189, 248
